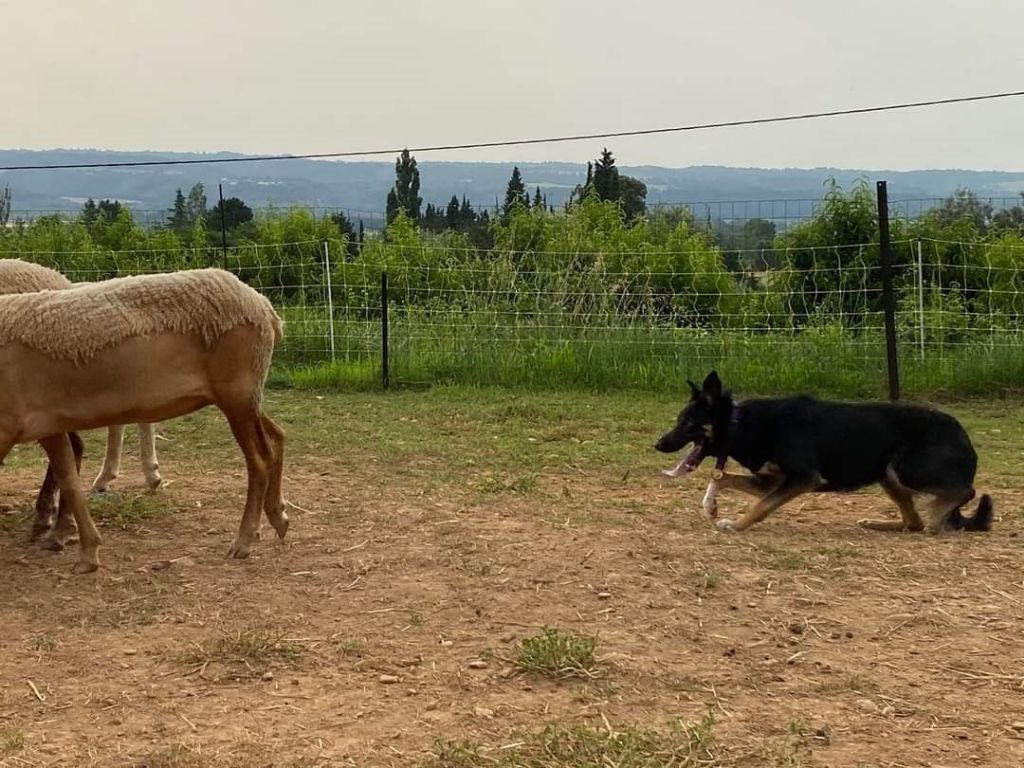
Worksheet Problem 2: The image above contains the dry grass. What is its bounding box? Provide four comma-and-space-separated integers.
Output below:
2, 728, 25, 754
126, 742, 321, 768
427, 716, 718, 767
179, 627, 301, 679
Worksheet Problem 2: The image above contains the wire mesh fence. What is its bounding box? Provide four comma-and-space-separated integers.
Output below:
6, 234, 1024, 396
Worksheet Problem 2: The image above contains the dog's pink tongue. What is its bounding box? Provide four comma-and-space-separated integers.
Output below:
662, 456, 691, 478
662, 444, 704, 477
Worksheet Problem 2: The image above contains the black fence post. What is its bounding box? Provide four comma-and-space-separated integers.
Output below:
218, 183, 228, 269
876, 180, 900, 401
381, 270, 390, 390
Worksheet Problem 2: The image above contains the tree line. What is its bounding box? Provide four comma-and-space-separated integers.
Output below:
5, 157, 1024, 347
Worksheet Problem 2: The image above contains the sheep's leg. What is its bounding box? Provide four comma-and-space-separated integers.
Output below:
31, 464, 59, 540
260, 414, 289, 540
91, 425, 125, 493
137, 422, 162, 490
40, 432, 85, 550
224, 409, 270, 559
39, 434, 100, 573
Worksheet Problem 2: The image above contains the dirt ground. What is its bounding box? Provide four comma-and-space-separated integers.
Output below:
1, 389, 1023, 767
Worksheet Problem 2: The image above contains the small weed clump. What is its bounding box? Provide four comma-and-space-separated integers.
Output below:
516, 628, 596, 679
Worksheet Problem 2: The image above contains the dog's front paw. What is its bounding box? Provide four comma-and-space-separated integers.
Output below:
701, 481, 719, 520
715, 518, 736, 533
702, 500, 719, 520
856, 518, 872, 528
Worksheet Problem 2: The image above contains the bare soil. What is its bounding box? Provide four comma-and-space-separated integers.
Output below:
1, 392, 1022, 767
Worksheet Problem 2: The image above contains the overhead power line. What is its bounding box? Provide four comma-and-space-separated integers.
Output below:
3, 89, 1023, 172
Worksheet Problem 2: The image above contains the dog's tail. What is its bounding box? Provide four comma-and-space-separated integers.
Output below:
948, 491, 994, 532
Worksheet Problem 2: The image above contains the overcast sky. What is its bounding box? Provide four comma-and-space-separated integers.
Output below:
7, 0, 1024, 170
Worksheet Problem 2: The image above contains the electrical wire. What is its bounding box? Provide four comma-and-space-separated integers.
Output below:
3, 89, 1022, 171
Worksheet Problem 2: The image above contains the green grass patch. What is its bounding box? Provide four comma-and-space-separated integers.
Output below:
90, 491, 171, 530
264, 308, 1024, 401
516, 628, 597, 679
135, 388, 1024, 498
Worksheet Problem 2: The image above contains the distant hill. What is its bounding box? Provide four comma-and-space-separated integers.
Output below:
3, 149, 1024, 223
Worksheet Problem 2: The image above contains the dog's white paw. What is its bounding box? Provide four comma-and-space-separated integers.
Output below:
701, 481, 719, 520
715, 518, 736, 533
856, 518, 872, 528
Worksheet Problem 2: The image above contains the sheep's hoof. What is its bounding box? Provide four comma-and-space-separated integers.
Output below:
226, 540, 253, 560
91, 475, 116, 493
29, 519, 53, 542
41, 533, 79, 550
145, 474, 163, 491
270, 513, 289, 541
73, 557, 100, 574
40, 536, 66, 552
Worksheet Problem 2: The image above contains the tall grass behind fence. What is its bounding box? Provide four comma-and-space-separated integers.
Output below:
8, 233, 1024, 398
6, 185, 1024, 397
327, 243, 888, 394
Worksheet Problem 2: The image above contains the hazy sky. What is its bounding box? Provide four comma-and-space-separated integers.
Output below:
7, 0, 1024, 170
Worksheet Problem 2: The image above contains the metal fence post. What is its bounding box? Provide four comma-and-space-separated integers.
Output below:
381, 270, 390, 389
876, 180, 900, 400
218, 183, 228, 269
323, 240, 336, 362
916, 238, 925, 360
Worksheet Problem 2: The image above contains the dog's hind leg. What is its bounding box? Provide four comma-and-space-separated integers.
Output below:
887, 444, 977, 534
923, 489, 975, 535
948, 490, 993, 531
858, 471, 925, 532
715, 474, 818, 533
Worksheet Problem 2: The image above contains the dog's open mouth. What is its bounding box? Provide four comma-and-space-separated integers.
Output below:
661, 441, 709, 477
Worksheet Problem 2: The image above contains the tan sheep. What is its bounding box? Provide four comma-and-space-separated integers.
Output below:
0, 267, 287, 572
0, 259, 162, 539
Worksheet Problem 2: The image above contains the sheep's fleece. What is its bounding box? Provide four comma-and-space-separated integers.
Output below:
0, 259, 73, 293
0, 268, 283, 365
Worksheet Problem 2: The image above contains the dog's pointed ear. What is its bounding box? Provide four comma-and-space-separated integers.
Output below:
702, 371, 723, 399
687, 379, 701, 401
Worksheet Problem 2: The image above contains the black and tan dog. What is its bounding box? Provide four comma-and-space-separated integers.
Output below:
655, 371, 993, 534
